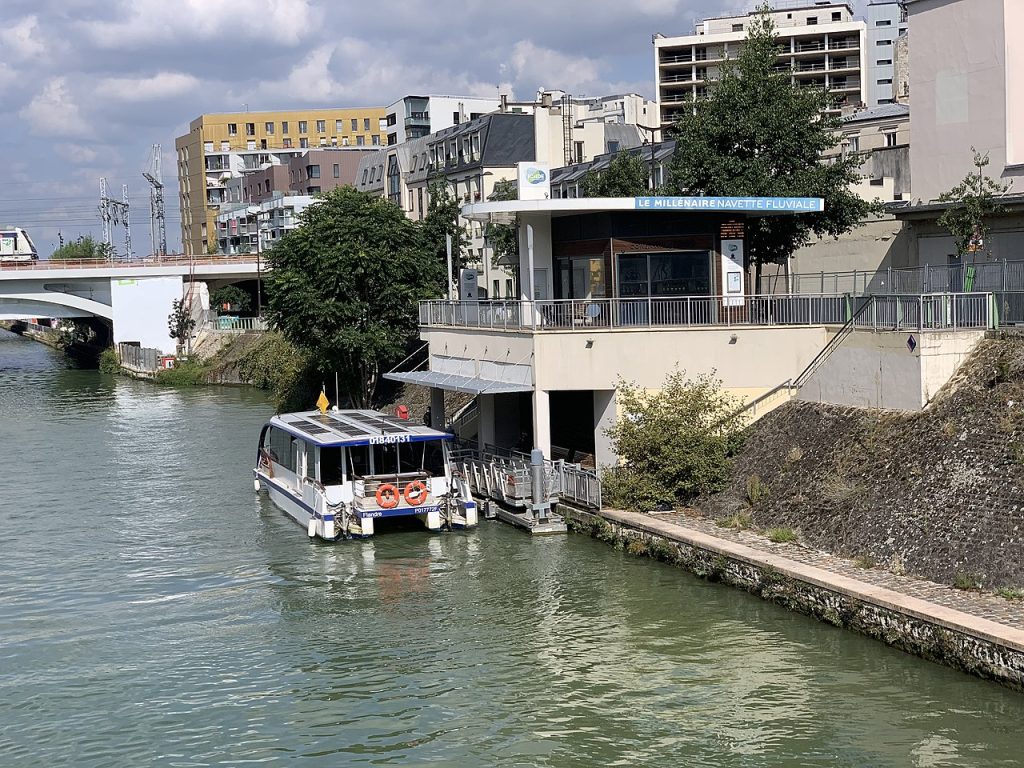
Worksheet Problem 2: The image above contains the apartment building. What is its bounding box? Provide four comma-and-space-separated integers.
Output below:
892, 0, 1024, 266
831, 103, 911, 201
213, 147, 375, 254
653, 2, 868, 126
385, 95, 502, 146
866, 1, 908, 106
355, 94, 650, 298
175, 107, 387, 255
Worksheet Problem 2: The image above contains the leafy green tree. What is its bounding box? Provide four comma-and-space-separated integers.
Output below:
485, 179, 520, 274
581, 150, 651, 197
664, 4, 875, 282
602, 371, 745, 511
168, 298, 195, 351
937, 148, 1012, 259
265, 186, 441, 408
421, 177, 470, 294
50, 235, 110, 261
210, 285, 251, 314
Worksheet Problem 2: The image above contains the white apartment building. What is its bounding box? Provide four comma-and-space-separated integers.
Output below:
866, 0, 908, 106
653, 2, 868, 126
215, 193, 317, 256
385, 95, 502, 146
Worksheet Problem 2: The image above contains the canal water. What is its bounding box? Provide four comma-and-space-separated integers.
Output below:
2, 328, 1023, 767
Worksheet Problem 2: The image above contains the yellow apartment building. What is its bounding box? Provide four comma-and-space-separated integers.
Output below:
175, 107, 387, 255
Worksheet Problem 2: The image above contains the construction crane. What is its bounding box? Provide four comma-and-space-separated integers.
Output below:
143, 144, 167, 258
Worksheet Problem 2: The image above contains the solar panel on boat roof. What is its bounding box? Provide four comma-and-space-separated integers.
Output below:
291, 422, 330, 437
344, 413, 410, 433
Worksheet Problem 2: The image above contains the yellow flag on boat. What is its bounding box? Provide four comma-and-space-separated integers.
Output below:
316, 390, 330, 414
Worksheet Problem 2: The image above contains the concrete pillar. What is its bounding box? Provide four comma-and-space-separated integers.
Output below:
478, 394, 496, 450
593, 389, 617, 469
429, 387, 445, 430
532, 388, 551, 458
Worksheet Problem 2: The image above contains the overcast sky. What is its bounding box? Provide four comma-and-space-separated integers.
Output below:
1, 0, 867, 256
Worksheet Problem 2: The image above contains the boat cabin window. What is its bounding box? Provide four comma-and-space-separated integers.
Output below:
424, 441, 445, 475
348, 445, 371, 478
319, 446, 344, 484
265, 426, 298, 472
345, 441, 444, 478
373, 443, 419, 476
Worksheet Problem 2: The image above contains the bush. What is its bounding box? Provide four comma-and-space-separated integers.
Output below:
98, 347, 120, 375
715, 511, 752, 530
952, 571, 982, 591
601, 370, 745, 512
155, 358, 209, 387
767, 527, 798, 544
236, 331, 316, 410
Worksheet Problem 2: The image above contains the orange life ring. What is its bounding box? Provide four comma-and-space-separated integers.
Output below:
404, 480, 428, 506
375, 483, 400, 509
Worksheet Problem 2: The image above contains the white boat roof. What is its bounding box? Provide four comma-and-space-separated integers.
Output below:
267, 409, 452, 448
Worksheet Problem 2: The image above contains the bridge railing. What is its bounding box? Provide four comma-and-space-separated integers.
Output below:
0, 254, 258, 271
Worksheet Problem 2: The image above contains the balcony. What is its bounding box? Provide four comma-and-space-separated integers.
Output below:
829, 39, 859, 50
794, 41, 826, 54
659, 53, 694, 66
830, 78, 860, 91
405, 111, 430, 128
828, 59, 861, 71
661, 93, 696, 104
661, 73, 700, 84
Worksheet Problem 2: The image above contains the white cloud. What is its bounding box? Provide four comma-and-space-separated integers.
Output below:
55, 144, 99, 164
19, 78, 88, 137
508, 41, 606, 97
96, 72, 200, 102
81, 0, 318, 47
260, 40, 509, 105
0, 63, 17, 94
8, 15, 45, 59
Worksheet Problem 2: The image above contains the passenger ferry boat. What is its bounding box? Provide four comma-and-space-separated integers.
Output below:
254, 406, 477, 540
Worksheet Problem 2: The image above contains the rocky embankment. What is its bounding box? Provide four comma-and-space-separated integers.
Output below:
702, 335, 1024, 589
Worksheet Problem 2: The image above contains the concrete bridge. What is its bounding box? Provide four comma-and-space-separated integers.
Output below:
0, 256, 259, 351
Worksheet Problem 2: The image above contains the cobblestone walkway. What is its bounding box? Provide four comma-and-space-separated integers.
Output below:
647, 509, 1024, 632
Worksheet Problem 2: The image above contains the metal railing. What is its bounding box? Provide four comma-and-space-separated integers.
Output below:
451, 443, 601, 509
198, 310, 269, 332
766, 259, 1024, 298
0, 254, 258, 271
421, 295, 852, 331
420, 294, 994, 334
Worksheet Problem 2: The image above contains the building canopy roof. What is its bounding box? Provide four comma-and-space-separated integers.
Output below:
461, 196, 825, 224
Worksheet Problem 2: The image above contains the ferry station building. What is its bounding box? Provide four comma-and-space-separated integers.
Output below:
387, 185, 834, 469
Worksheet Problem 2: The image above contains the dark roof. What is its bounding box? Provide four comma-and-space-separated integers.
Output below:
550, 140, 676, 185
426, 112, 535, 171
888, 192, 1024, 219
843, 103, 909, 124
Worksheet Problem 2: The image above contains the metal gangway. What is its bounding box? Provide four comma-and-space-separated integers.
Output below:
449, 443, 602, 533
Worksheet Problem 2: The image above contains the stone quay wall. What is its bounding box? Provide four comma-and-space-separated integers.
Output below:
564, 507, 1024, 692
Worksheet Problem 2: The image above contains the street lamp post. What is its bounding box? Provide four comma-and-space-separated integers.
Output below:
247, 205, 262, 316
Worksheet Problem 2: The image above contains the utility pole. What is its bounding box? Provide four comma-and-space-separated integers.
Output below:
122, 184, 132, 261
99, 177, 132, 260
143, 144, 167, 258
99, 177, 113, 258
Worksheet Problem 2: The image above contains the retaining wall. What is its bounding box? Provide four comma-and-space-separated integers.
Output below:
564, 507, 1024, 692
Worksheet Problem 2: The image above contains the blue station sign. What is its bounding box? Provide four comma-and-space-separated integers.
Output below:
634, 196, 824, 212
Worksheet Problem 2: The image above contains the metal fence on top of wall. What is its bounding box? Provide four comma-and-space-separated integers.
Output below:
760, 260, 1024, 297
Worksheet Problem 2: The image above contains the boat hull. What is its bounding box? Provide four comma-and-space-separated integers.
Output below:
255, 470, 477, 540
